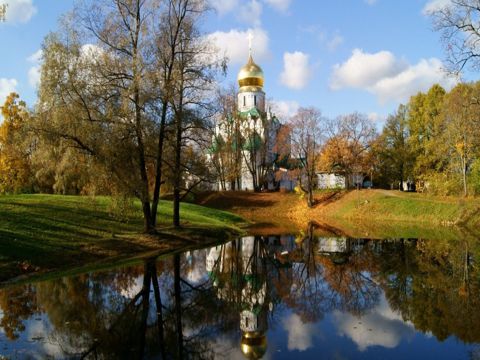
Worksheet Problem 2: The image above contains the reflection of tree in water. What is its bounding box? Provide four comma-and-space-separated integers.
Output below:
317, 241, 381, 316
2, 231, 480, 357
377, 236, 480, 343
0, 285, 38, 340
205, 228, 381, 357
34, 267, 154, 358
374, 239, 418, 320
284, 223, 380, 321
282, 224, 327, 323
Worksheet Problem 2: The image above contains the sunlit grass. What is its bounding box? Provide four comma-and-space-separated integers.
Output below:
0, 194, 246, 282
329, 190, 480, 227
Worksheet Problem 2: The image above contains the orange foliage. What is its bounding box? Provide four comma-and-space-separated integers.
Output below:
0, 92, 32, 193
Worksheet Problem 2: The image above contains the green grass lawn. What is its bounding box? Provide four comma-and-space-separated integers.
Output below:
0, 194, 247, 283
328, 190, 480, 227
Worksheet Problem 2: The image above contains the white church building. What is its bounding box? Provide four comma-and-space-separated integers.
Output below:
210, 43, 300, 191
209, 40, 354, 192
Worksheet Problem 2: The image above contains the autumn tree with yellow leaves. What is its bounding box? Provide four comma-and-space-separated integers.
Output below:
0, 93, 33, 194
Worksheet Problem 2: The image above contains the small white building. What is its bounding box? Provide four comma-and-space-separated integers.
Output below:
317, 172, 346, 189
318, 237, 350, 253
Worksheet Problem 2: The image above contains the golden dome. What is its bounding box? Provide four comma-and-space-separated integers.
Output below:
240, 332, 267, 359
238, 55, 264, 89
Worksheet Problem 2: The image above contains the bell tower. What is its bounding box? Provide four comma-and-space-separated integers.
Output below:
237, 34, 265, 113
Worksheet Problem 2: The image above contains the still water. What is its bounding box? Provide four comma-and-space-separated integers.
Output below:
1, 231, 480, 359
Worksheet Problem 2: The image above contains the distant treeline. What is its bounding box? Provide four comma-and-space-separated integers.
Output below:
372, 83, 480, 196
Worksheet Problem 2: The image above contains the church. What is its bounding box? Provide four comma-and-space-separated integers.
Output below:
209, 43, 296, 191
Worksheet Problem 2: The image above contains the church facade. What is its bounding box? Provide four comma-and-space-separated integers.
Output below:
210, 51, 295, 191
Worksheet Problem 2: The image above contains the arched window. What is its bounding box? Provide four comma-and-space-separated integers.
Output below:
254, 95, 257, 106
243, 96, 246, 107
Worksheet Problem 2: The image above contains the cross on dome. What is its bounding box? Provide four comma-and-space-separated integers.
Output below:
247, 32, 254, 56
238, 31, 264, 90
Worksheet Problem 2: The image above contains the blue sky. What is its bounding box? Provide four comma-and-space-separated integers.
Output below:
0, 0, 470, 125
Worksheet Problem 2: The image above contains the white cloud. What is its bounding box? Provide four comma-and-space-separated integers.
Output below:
209, 0, 238, 15
367, 112, 385, 123
120, 276, 144, 299
238, 0, 262, 27
333, 295, 415, 351
26, 320, 65, 357
80, 43, 104, 60
2, 0, 37, 24
28, 65, 40, 88
371, 58, 457, 103
331, 49, 406, 90
422, 0, 452, 15
280, 51, 312, 90
365, 0, 377, 4
282, 313, 319, 351
27, 49, 42, 89
0, 78, 17, 105
206, 28, 270, 65
185, 250, 207, 284
327, 33, 344, 52
330, 48, 457, 103
270, 100, 299, 119
264, 0, 291, 13
27, 49, 42, 63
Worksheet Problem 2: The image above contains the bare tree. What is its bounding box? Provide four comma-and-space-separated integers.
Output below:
37, 0, 164, 232
166, 0, 223, 227
428, 0, 480, 74
322, 112, 377, 188
289, 107, 324, 207
210, 85, 242, 190
241, 114, 269, 191
152, 0, 217, 224
37, 0, 221, 231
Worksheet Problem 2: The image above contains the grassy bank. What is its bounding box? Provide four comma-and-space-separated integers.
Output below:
196, 190, 480, 238
318, 190, 480, 227
0, 194, 247, 284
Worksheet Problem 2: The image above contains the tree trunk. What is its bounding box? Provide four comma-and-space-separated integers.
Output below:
138, 261, 152, 360
251, 154, 258, 191
173, 98, 183, 228
307, 187, 314, 208
135, 97, 155, 233
142, 201, 155, 234
132, 20, 154, 233
150, 260, 166, 360
400, 162, 404, 191
463, 158, 468, 197
151, 100, 168, 227
174, 254, 183, 359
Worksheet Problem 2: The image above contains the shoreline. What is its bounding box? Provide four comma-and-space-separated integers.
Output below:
0, 194, 247, 287
196, 189, 480, 238
2, 189, 479, 286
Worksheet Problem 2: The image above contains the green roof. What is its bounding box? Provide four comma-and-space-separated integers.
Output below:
239, 107, 261, 118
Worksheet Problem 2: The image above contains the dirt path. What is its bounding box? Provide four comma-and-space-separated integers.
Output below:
376, 189, 402, 197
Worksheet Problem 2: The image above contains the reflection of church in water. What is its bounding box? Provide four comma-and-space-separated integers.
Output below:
204, 234, 376, 358
206, 235, 296, 359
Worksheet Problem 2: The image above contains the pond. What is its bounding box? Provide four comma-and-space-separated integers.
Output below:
1, 229, 480, 359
